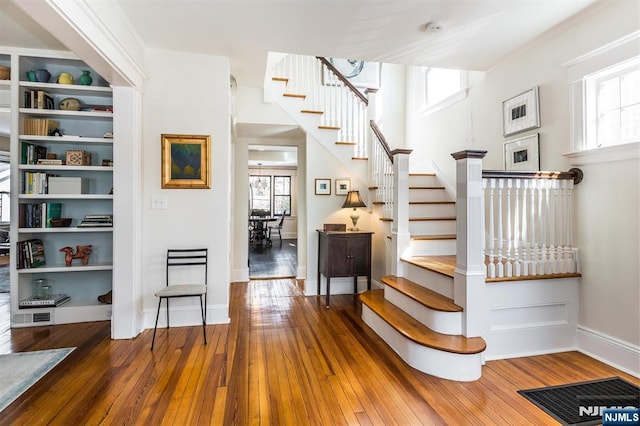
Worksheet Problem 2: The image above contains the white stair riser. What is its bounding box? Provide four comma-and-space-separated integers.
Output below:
409, 220, 456, 235
410, 238, 457, 256
402, 263, 454, 298
409, 189, 448, 202
409, 203, 455, 217
362, 306, 482, 381
384, 286, 462, 335
409, 175, 437, 187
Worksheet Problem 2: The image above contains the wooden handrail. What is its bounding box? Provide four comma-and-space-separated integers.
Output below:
482, 168, 583, 185
316, 57, 369, 105
370, 120, 394, 163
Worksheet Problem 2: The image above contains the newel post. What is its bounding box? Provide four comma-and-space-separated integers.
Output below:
392, 149, 413, 277
365, 88, 379, 177
451, 150, 487, 338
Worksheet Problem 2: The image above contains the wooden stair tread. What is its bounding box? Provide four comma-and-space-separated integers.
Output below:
318, 125, 340, 130
301, 109, 323, 114
409, 216, 456, 221
379, 217, 393, 222
352, 157, 368, 161
410, 186, 445, 190
360, 290, 485, 354
381, 275, 462, 312
335, 141, 357, 145
401, 255, 456, 278
283, 93, 306, 99
409, 173, 436, 177
411, 234, 457, 241
272, 77, 288, 83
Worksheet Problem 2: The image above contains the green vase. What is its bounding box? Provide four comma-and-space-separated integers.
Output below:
79, 70, 93, 86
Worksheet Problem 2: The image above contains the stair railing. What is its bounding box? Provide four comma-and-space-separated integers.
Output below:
369, 120, 394, 218
482, 169, 583, 279
272, 55, 368, 159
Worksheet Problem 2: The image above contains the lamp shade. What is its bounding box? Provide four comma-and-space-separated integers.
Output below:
341, 190, 366, 209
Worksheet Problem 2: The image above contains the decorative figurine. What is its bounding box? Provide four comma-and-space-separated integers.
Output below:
60, 245, 93, 266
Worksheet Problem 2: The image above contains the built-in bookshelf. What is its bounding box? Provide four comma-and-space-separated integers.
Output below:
11, 54, 114, 326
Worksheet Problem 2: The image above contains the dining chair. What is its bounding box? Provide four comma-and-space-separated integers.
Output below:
268, 211, 286, 246
151, 248, 208, 350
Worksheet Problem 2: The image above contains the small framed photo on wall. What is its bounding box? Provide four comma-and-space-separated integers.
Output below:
315, 178, 331, 195
335, 178, 351, 195
504, 133, 540, 171
502, 86, 540, 137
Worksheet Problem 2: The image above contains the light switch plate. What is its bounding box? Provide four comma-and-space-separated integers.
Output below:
151, 195, 168, 210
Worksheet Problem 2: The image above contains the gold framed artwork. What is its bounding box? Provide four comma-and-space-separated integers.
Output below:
161, 134, 211, 189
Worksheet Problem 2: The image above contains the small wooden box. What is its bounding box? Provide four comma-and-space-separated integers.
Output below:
323, 223, 346, 232
65, 150, 92, 166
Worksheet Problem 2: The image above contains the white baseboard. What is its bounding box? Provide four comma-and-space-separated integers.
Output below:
577, 325, 640, 378
143, 303, 230, 329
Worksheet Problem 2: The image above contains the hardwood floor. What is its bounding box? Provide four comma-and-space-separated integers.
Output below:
249, 238, 297, 279
0, 279, 638, 424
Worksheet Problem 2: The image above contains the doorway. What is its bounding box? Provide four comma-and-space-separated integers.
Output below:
248, 145, 298, 279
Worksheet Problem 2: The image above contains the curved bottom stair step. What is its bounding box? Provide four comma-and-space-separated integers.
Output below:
360, 290, 486, 381
381, 275, 461, 312
359, 290, 485, 355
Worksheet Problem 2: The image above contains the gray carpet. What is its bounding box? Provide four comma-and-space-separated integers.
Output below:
0, 348, 75, 412
0, 265, 8, 293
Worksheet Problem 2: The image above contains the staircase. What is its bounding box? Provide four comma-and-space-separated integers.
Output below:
269, 54, 486, 381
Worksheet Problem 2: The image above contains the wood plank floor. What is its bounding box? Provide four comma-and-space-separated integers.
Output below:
0, 279, 638, 424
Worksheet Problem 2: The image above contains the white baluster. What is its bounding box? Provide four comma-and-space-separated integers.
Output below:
513, 179, 521, 277
521, 180, 529, 276
505, 179, 513, 277
496, 179, 504, 278
529, 180, 537, 276
486, 179, 496, 278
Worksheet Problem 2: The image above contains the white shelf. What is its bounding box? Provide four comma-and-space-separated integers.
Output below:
19, 164, 113, 172
0, 80, 11, 88
17, 262, 113, 273
19, 81, 112, 95
19, 194, 113, 200
20, 108, 112, 119
19, 135, 113, 144
19, 227, 113, 233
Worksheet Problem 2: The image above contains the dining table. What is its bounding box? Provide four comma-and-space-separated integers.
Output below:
249, 216, 277, 246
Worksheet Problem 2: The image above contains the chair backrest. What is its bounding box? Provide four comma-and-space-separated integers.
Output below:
276, 211, 287, 227
166, 248, 208, 287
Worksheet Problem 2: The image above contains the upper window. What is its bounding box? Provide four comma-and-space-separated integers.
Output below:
585, 58, 640, 149
413, 66, 467, 114
273, 176, 291, 216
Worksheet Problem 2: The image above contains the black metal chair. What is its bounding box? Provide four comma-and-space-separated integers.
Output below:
268, 211, 286, 246
151, 248, 208, 350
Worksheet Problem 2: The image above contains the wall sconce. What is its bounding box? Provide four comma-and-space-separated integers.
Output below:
341, 190, 367, 231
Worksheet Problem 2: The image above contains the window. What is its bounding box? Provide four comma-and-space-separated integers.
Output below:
413, 66, 467, 114
565, 33, 640, 164
585, 58, 640, 149
249, 175, 271, 214
273, 176, 291, 216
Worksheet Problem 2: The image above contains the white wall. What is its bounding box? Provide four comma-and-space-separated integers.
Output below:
141, 48, 231, 326
406, 0, 640, 355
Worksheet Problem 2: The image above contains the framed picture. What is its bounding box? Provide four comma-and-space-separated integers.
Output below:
504, 133, 540, 171
335, 178, 351, 195
502, 86, 540, 137
323, 58, 380, 89
315, 178, 331, 195
161, 134, 211, 189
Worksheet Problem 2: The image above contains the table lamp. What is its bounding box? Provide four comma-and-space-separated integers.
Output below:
341, 190, 367, 231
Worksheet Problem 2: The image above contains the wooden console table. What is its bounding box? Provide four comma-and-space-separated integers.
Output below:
317, 230, 373, 307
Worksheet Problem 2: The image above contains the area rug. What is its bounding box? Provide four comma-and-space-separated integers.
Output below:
0, 265, 9, 293
0, 347, 75, 412
519, 377, 640, 425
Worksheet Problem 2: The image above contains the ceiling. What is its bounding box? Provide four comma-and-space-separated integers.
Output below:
1, 0, 601, 136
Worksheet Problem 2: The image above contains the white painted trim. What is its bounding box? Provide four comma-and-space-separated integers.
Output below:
143, 304, 230, 329
489, 301, 570, 331
577, 325, 640, 378
563, 142, 640, 165
232, 268, 249, 283
484, 346, 578, 362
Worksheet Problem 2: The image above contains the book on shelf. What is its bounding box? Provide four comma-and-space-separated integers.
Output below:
21, 141, 47, 165
23, 90, 55, 110
79, 213, 113, 227
16, 238, 46, 269
21, 171, 51, 194
19, 202, 62, 228
36, 158, 64, 165
19, 294, 71, 308
23, 118, 59, 136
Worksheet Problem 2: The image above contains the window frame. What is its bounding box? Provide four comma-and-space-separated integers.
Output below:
272, 175, 291, 216
411, 65, 468, 116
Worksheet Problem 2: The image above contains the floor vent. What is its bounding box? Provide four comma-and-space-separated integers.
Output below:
13, 311, 52, 325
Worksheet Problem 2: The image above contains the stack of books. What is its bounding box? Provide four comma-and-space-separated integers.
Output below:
19, 294, 71, 309
16, 238, 46, 269
79, 214, 113, 227
19, 202, 62, 228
